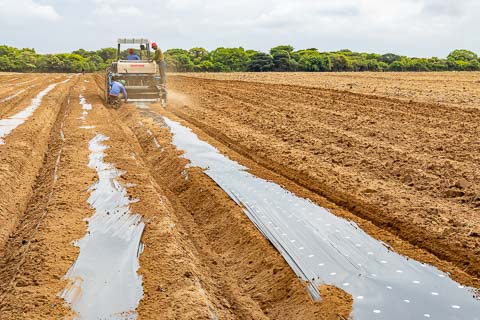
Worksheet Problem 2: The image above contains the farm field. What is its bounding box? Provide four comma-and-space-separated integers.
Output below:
0, 72, 479, 319
168, 73, 480, 276
184, 72, 480, 108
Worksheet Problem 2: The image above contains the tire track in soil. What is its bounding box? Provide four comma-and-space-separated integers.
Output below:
165, 75, 480, 282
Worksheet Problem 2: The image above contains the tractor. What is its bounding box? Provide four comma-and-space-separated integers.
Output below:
105, 38, 167, 106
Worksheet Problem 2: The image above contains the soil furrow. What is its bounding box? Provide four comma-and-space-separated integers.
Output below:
0, 75, 66, 118
118, 104, 352, 319
0, 79, 74, 310
184, 72, 480, 109
0, 75, 74, 249
2, 75, 284, 319
165, 75, 480, 280
0, 72, 479, 319
175, 77, 480, 163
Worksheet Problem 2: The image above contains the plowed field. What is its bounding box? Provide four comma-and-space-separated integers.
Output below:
0, 72, 479, 319
183, 72, 480, 108
168, 73, 480, 278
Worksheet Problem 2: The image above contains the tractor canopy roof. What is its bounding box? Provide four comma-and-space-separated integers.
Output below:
117, 38, 150, 45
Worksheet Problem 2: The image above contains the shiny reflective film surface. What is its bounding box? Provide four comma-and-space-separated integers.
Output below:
0, 79, 69, 144
60, 133, 144, 319
164, 117, 480, 320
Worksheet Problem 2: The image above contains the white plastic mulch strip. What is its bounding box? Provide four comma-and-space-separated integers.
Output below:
60, 134, 145, 319
0, 78, 35, 88
79, 94, 93, 124
146, 128, 163, 150
0, 87, 29, 103
0, 79, 69, 144
163, 117, 480, 320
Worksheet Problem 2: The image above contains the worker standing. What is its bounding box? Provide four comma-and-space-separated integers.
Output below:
151, 42, 166, 85
108, 79, 128, 107
127, 48, 140, 60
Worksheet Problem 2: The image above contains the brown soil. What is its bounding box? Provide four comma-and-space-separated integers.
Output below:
0, 76, 82, 319
1, 72, 479, 319
0, 74, 74, 249
166, 75, 480, 280
1, 74, 350, 319
118, 105, 352, 319
183, 72, 480, 109
0, 74, 64, 116
0, 76, 220, 319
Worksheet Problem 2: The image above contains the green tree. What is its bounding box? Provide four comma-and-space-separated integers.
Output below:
197, 60, 214, 72
465, 60, 480, 71
380, 53, 401, 64
296, 50, 331, 71
88, 54, 104, 66
378, 61, 389, 71
247, 52, 274, 71
245, 49, 259, 58
406, 58, 430, 71
17, 50, 38, 71
165, 49, 194, 72
388, 60, 407, 71
212, 62, 229, 72
365, 59, 381, 71
0, 55, 14, 71
270, 45, 297, 71
427, 57, 448, 71
38, 54, 58, 72
331, 54, 352, 71
0, 43, 479, 73
270, 45, 294, 54
447, 49, 478, 62
272, 50, 290, 71
96, 48, 117, 62
72, 48, 90, 57
210, 47, 249, 72
188, 47, 209, 63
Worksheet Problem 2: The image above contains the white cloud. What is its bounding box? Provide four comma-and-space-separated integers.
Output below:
420, 0, 473, 17
93, 0, 142, 16
1, 0, 479, 57
94, 5, 142, 17
0, 0, 61, 20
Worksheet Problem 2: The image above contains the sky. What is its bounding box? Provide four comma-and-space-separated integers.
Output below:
0, 0, 478, 57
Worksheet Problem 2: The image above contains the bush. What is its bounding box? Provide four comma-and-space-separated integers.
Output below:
0, 44, 478, 73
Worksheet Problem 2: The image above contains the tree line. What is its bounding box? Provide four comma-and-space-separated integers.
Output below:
0, 46, 117, 73
1, 44, 479, 73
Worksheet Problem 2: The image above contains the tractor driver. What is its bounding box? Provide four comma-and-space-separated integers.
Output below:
127, 48, 140, 60
109, 79, 128, 106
